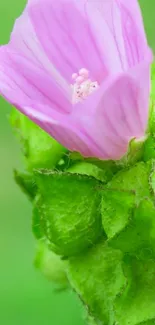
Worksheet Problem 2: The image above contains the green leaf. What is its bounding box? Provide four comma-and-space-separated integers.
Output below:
35, 170, 104, 256
10, 108, 66, 171
68, 240, 126, 325
101, 162, 153, 240
149, 162, 155, 195
68, 196, 155, 325
101, 189, 135, 239
67, 161, 113, 183
114, 255, 155, 325
14, 169, 37, 200
138, 321, 155, 325
109, 198, 155, 258
107, 162, 152, 203
69, 153, 119, 178
143, 136, 155, 162
32, 196, 61, 254
104, 162, 155, 258
32, 199, 45, 240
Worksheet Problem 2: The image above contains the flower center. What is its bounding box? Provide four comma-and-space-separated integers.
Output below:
71, 68, 99, 104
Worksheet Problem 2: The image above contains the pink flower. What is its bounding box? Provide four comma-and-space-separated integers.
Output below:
0, 0, 153, 160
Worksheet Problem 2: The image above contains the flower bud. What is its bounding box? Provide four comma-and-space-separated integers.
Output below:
10, 108, 66, 171
34, 241, 69, 288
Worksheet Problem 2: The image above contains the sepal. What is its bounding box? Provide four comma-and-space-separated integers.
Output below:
101, 161, 153, 239
34, 170, 104, 257
68, 240, 125, 325
67, 160, 155, 325
68, 161, 114, 183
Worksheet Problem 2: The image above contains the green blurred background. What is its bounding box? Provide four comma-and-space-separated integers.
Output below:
0, 1, 155, 324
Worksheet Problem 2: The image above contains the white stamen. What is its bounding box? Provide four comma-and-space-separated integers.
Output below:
79, 68, 89, 79
71, 69, 99, 104
72, 73, 78, 80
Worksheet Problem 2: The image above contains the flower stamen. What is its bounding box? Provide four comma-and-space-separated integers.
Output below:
71, 68, 99, 104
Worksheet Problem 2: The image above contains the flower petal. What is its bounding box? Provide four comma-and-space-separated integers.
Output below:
119, 0, 147, 39
0, 0, 152, 161
0, 46, 71, 113
28, 0, 149, 83
10, 8, 70, 96
28, 0, 110, 83
0, 6, 72, 113
75, 59, 152, 160
87, 0, 150, 71
117, 0, 149, 67
19, 103, 104, 158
